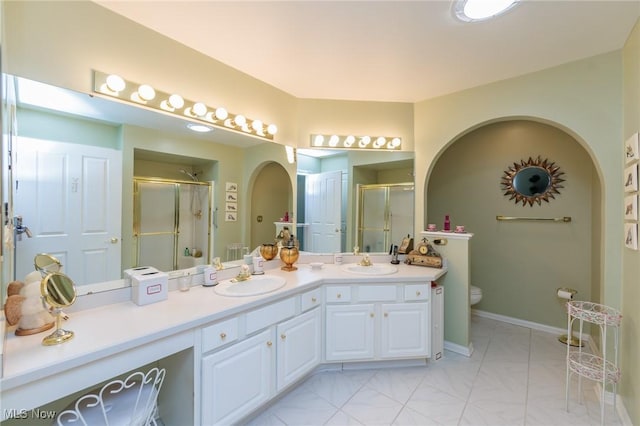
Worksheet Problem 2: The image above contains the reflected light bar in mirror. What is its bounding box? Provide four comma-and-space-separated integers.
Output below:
93, 70, 278, 141
309, 134, 402, 151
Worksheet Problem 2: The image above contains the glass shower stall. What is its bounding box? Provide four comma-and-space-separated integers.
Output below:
134, 178, 213, 271
356, 183, 414, 253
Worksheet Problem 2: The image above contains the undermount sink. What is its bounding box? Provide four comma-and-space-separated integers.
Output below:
214, 274, 286, 297
341, 263, 398, 275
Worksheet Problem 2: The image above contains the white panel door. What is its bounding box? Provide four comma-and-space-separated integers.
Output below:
380, 303, 429, 359
201, 329, 275, 425
325, 304, 375, 361
14, 137, 122, 285
306, 170, 342, 253
276, 307, 321, 391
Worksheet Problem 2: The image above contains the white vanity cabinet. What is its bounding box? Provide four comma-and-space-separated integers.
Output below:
276, 307, 322, 390
200, 293, 322, 425
324, 283, 431, 362
201, 328, 276, 425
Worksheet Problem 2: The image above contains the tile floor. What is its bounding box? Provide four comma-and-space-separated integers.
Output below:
244, 315, 622, 426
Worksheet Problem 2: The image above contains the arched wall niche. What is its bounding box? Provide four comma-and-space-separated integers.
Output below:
424, 117, 602, 330
248, 161, 293, 250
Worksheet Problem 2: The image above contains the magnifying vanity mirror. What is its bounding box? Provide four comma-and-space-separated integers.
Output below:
501, 156, 565, 206
34, 253, 62, 274
40, 271, 77, 345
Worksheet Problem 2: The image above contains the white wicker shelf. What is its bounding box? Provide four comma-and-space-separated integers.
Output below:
565, 300, 621, 426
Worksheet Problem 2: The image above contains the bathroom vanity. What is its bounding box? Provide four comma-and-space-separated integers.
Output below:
0, 259, 445, 425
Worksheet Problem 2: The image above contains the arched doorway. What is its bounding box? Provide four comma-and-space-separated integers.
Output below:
426, 119, 601, 330
250, 162, 292, 250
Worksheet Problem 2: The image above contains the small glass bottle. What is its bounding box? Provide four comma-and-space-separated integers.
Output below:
444, 215, 451, 231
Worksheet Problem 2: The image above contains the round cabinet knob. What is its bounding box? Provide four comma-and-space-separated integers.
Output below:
281, 334, 287, 340
370, 313, 374, 318
220, 332, 227, 339
384, 312, 388, 317
311, 297, 317, 303
336, 293, 341, 299
416, 291, 421, 296
267, 341, 273, 347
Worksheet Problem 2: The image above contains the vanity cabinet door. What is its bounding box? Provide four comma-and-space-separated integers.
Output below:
380, 303, 429, 359
325, 304, 375, 361
201, 329, 275, 425
276, 307, 321, 391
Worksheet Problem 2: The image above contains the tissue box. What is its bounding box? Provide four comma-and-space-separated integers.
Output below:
124, 266, 159, 287
132, 270, 168, 306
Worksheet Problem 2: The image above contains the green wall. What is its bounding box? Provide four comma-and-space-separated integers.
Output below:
428, 120, 595, 329
622, 19, 640, 424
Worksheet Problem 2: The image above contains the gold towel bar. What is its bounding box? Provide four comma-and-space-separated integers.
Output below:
496, 215, 572, 222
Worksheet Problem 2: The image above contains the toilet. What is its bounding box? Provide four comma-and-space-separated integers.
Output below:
470, 285, 483, 305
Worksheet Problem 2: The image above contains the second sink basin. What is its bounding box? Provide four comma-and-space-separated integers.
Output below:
341, 263, 398, 275
214, 275, 286, 297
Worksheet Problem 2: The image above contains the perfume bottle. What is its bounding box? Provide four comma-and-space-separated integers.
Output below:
444, 215, 451, 231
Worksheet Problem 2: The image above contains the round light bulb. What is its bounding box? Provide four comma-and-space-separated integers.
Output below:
251, 119, 263, 132
329, 135, 340, 147
359, 136, 371, 148
192, 102, 207, 117
344, 135, 355, 147
106, 74, 125, 92
215, 107, 228, 120
391, 137, 401, 148
169, 94, 184, 109
267, 124, 278, 135
138, 84, 156, 101
313, 135, 325, 147
374, 137, 386, 148
234, 114, 246, 127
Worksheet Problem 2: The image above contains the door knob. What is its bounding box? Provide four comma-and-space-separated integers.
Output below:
110, 237, 119, 244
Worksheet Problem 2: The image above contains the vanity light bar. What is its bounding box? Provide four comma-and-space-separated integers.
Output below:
310, 134, 402, 151
93, 71, 278, 141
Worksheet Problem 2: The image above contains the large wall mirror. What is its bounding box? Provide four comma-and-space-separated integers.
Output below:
3, 74, 273, 295
3, 74, 417, 297
296, 149, 415, 254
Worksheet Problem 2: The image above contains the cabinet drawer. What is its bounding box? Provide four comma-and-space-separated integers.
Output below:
404, 284, 430, 301
358, 285, 397, 302
202, 317, 239, 353
325, 286, 351, 303
246, 297, 296, 334
301, 288, 322, 312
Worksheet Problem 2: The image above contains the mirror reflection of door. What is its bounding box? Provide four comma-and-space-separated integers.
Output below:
305, 170, 342, 253
357, 183, 414, 253
14, 137, 122, 285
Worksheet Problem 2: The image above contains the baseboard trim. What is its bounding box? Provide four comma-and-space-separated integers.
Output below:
472, 308, 591, 342
444, 340, 474, 357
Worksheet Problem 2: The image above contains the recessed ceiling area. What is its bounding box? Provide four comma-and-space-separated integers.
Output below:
94, 1, 640, 103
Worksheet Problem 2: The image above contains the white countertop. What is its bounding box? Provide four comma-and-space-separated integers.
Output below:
1, 261, 445, 396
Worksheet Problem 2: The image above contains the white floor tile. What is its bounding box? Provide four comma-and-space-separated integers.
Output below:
239, 315, 624, 426
342, 387, 404, 425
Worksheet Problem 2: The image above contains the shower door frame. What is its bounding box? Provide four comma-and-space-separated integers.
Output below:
133, 177, 213, 270
355, 182, 414, 253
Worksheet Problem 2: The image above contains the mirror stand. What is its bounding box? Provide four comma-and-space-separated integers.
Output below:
42, 307, 74, 346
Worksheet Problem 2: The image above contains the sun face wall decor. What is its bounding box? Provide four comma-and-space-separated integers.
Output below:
501, 156, 565, 206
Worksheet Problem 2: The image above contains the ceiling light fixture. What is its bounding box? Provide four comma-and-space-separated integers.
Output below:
93, 71, 278, 141
310, 134, 402, 151
453, 0, 519, 22
187, 123, 213, 133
